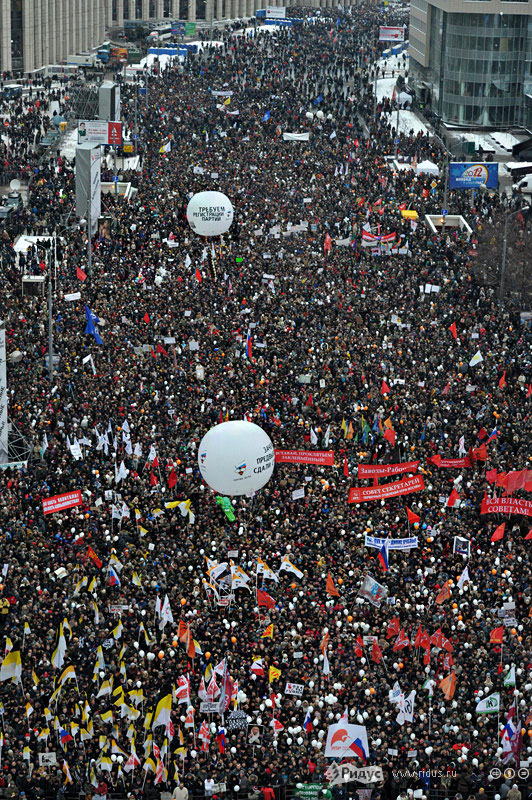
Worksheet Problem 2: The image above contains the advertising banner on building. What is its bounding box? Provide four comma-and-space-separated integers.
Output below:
379, 26, 405, 41
77, 120, 122, 146
449, 163, 499, 189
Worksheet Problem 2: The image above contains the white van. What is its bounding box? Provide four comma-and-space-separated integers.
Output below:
513, 174, 532, 195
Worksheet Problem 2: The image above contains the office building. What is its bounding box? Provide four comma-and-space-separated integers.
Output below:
409, 0, 532, 128
0, 0, 106, 74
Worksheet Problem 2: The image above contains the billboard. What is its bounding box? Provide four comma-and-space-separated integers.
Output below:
449, 162, 499, 189
76, 142, 101, 228
171, 21, 185, 34
78, 120, 122, 146
379, 25, 405, 41
266, 6, 286, 17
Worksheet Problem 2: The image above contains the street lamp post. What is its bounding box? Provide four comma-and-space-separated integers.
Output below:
36, 242, 53, 383
499, 205, 530, 301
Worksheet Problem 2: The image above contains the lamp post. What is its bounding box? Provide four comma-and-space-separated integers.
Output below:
499, 205, 530, 301
35, 242, 53, 384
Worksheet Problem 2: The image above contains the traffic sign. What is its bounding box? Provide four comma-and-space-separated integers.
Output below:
442, 209, 448, 216
123, 143, 134, 153
394, 138, 399, 144
112, 176, 119, 182
139, 88, 147, 96
133, 134, 139, 140
430, 180, 437, 188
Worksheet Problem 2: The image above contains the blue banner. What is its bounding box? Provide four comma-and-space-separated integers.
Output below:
449, 162, 499, 189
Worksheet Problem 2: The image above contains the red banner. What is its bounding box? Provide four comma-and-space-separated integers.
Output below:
43, 490, 83, 515
428, 456, 471, 468
358, 461, 419, 479
348, 474, 425, 504
274, 450, 334, 466
481, 496, 532, 518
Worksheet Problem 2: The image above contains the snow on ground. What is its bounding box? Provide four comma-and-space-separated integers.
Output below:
59, 127, 78, 160
383, 109, 430, 136
490, 131, 520, 152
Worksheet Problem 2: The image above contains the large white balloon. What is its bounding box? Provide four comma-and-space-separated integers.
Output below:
198, 421, 275, 496
186, 191, 234, 237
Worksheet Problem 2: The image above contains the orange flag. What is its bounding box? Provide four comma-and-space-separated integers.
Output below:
346, 422, 354, 440
326, 572, 340, 597
439, 671, 456, 700
435, 581, 451, 605
320, 630, 330, 655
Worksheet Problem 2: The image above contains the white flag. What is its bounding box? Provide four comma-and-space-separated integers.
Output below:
469, 350, 483, 367
476, 692, 500, 714
457, 566, 469, 589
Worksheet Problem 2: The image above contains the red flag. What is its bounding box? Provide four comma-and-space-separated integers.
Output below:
257, 589, 276, 609
326, 572, 340, 597
152, 456, 159, 469
472, 443, 488, 461
76, 266, 87, 282
354, 635, 364, 657
413, 624, 424, 649
423, 649, 430, 666
392, 628, 410, 652
156, 343, 168, 356
527, 384, 532, 399
430, 628, 445, 648
305, 395, 313, 407
381, 380, 390, 395
406, 507, 420, 524
150, 347, 157, 359
427, 454, 442, 467
447, 488, 460, 507
499, 371, 507, 389
343, 456, 349, 478
143, 312, 150, 324
525, 527, 532, 540
383, 428, 396, 447
324, 233, 332, 254
195, 268, 202, 282
86, 546, 102, 569
478, 427, 487, 440
442, 382, 450, 395
491, 523, 505, 542
449, 322, 457, 339
386, 616, 400, 639
150, 471, 158, 486
490, 626, 504, 644
371, 639, 383, 664
168, 469, 177, 489
485, 468, 497, 484
398, 202, 407, 211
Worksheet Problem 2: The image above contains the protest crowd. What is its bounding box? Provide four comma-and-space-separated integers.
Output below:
1, 5, 532, 800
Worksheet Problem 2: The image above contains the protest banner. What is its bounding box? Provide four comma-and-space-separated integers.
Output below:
348, 475, 425, 504
357, 461, 419, 478
365, 535, 418, 550
42, 490, 83, 515
481, 497, 532, 518
275, 450, 334, 466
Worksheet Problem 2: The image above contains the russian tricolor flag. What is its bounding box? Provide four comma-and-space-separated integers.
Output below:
303, 711, 313, 733
246, 330, 252, 359
377, 539, 389, 572
109, 566, 121, 587
350, 737, 367, 761
487, 427, 498, 443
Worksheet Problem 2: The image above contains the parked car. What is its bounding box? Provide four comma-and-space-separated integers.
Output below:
0, 205, 15, 220
3, 191, 23, 210
1, 85, 23, 100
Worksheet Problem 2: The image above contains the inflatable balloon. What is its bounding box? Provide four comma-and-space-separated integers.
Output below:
186, 191, 234, 237
198, 421, 275, 496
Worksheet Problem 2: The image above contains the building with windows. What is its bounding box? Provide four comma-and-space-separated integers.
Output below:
0, 0, 106, 74
409, 0, 532, 129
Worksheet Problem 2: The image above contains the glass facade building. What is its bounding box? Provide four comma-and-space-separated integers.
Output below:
410, 0, 532, 129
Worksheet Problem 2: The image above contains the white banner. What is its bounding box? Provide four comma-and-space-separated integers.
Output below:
284, 682, 304, 696
365, 535, 418, 550
266, 5, 286, 17
325, 764, 384, 786
283, 132, 310, 142
325, 720, 369, 760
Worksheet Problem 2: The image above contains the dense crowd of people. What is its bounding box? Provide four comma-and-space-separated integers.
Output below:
1, 5, 532, 800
